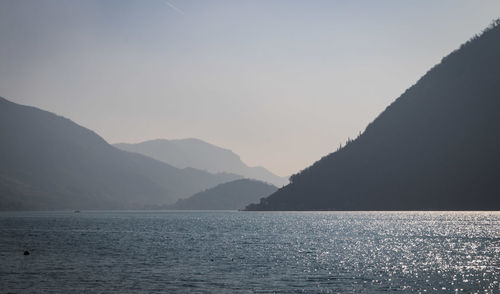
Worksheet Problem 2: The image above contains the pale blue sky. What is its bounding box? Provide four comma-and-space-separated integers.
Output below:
1, 0, 499, 176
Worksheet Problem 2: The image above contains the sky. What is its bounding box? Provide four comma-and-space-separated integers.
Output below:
1, 0, 499, 177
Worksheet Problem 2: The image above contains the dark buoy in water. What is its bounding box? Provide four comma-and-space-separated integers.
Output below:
23, 250, 30, 256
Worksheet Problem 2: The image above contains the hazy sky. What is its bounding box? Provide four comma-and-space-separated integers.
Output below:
1, 0, 499, 176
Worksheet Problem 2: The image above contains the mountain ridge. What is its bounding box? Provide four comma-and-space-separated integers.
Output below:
0, 97, 240, 210
114, 138, 288, 187
246, 20, 500, 211
166, 178, 277, 210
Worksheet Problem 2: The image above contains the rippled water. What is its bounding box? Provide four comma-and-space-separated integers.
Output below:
0, 211, 499, 293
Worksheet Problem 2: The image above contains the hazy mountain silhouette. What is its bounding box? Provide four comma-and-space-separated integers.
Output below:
114, 139, 288, 187
0, 98, 240, 210
166, 179, 277, 210
246, 20, 500, 211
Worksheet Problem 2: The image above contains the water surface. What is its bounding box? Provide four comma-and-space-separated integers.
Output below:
1, 211, 498, 293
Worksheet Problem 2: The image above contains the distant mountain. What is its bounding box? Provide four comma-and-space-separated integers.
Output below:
0, 97, 240, 210
114, 139, 288, 187
246, 21, 500, 211
166, 179, 277, 210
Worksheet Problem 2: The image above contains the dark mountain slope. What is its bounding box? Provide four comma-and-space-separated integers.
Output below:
0, 98, 239, 210
167, 179, 277, 210
114, 139, 288, 187
246, 21, 500, 211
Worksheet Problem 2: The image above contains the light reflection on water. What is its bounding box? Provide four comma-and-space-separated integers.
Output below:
0, 211, 498, 293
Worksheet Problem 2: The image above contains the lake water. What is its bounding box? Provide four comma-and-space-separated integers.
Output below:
0, 211, 498, 293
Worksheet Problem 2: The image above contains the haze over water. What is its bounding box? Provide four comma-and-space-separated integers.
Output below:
1, 211, 498, 293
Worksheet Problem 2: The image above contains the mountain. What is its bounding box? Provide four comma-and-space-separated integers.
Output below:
114, 139, 288, 187
246, 21, 500, 211
166, 179, 277, 210
0, 97, 240, 210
